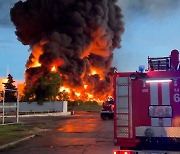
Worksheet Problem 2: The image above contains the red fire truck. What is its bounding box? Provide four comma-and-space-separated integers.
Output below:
100, 97, 114, 120
114, 50, 180, 153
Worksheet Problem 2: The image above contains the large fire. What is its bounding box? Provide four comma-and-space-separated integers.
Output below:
25, 46, 112, 102
24, 41, 112, 102
59, 84, 110, 102
11, 0, 124, 103
55, 67, 112, 102
21, 26, 115, 102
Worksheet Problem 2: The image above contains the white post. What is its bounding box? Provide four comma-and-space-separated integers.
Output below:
2, 91, 5, 124
16, 91, 19, 123
63, 101, 67, 113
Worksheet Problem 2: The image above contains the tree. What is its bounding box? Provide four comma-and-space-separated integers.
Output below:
23, 72, 62, 102
57, 90, 69, 101
22, 83, 36, 102
3, 74, 17, 102
35, 72, 62, 101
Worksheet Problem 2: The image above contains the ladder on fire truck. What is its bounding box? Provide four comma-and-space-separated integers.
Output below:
148, 56, 170, 71
116, 77, 132, 139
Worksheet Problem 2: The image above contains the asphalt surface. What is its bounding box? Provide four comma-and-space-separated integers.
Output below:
1, 111, 118, 154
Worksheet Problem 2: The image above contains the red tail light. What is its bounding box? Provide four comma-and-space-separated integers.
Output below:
113, 150, 135, 154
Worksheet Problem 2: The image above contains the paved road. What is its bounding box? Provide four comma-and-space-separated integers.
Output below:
2, 111, 118, 154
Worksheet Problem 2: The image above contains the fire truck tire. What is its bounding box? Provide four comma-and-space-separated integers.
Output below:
108, 113, 114, 119
101, 113, 108, 120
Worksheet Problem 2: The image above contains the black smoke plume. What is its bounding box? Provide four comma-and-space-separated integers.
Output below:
10, 0, 124, 101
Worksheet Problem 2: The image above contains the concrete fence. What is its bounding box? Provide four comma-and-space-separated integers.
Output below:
0, 101, 68, 113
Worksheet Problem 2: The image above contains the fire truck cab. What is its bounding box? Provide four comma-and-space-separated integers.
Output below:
114, 50, 180, 152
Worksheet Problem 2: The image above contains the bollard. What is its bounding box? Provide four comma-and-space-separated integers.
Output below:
71, 111, 75, 115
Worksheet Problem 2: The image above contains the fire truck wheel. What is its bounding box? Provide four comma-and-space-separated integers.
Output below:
101, 113, 108, 120
108, 114, 114, 119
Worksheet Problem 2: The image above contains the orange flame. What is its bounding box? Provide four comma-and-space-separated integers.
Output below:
75, 92, 81, 97
84, 85, 87, 89
27, 41, 47, 69
0, 78, 8, 91
51, 66, 57, 72
91, 70, 97, 75
59, 83, 111, 103
89, 68, 104, 80
50, 58, 64, 72
60, 87, 70, 93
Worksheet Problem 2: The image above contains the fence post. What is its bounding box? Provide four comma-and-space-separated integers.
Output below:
63, 101, 67, 113
2, 91, 5, 124
16, 91, 19, 123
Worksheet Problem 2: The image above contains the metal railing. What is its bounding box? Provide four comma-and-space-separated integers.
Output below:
0, 89, 19, 124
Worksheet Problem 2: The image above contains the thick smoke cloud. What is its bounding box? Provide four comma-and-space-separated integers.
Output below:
10, 0, 124, 100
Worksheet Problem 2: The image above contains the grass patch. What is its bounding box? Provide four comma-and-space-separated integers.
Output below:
73, 104, 101, 111
0, 124, 33, 146
68, 100, 102, 112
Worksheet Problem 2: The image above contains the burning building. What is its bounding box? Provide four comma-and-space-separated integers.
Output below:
10, 0, 124, 102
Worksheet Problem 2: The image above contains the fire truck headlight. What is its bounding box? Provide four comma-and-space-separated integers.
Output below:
145, 128, 154, 137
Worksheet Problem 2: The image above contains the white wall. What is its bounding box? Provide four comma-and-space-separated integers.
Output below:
0, 101, 68, 113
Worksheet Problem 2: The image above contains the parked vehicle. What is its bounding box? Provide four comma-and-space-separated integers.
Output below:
100, 97, 114, 120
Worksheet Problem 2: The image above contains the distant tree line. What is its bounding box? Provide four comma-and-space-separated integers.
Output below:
1, 72, 69, 103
